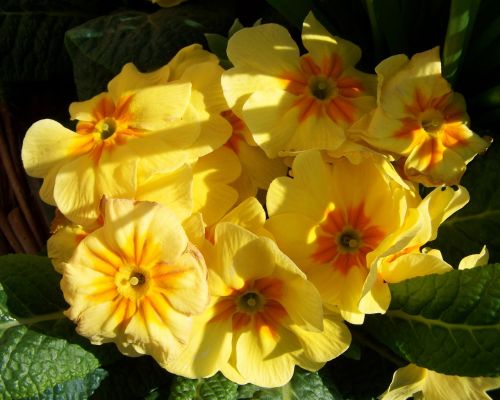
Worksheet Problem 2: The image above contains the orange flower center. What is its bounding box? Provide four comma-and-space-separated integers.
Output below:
116, 265, 151, 300
281, 54, 365, 126
419, 109, 444, 135
312, 204, 385, 274
210, 277, 288, 338
395, 89, 471, 168
70, 95, 143, 164
309, 76, 336, 100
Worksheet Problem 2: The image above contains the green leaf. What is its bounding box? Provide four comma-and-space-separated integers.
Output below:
431, 141, 500, 265
364, 264, 500, 377
0, 254, 122, 399
354, 0, 449, 67
236, 369, 341, 400
442, 0, 481, 85
0, 0, 125, 84
0, 11, 87, 83
34, 368, 108, 400
65, 1, 236, 100
169, 373, 238, 400
264, 0, 312, 28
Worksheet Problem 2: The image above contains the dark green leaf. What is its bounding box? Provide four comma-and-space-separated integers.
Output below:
0, 254, 122, 399
169, 373, 238, 400
442, 0, 481, 85
65, 1, 236, 100
91, 356, 172, 400
0, 0, 128, 84
236, 369, 341, 400
345, 0, 449, 68
0, 10, 90, 83
264, 0, 312, 28
431, 141, 500, 265
365, 264, 500, 377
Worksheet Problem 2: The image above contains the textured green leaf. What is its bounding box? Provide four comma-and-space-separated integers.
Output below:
33, 368, 108, 400
431, 141, 500, 265
0, 1, 114, 83
0, 254, 122, 399
365, 264, 500, 377
169, 373, 238, 400
442, 0, 481, 85
236, 369, 341, 400
65, 1, 236, 100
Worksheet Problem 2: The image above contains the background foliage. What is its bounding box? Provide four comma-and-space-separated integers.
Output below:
1, 0, 499, 398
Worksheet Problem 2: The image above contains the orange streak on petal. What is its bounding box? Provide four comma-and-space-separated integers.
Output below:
87, 281, 118, 302
337, 76, 364, 98
254, 278, 283, 300
300, 55, 321, 76
295, 96, 321, 123
93, 96, 116, 121
323, 54, 343, 79
442, 124, 469, 148
210, 298, 236, 323
328, 97, 356, 124
232, 311, 251, 331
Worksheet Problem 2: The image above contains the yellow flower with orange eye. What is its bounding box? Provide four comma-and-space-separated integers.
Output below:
265, 150, 428, 324
222, 12, 376, 158
22, 44, 232, 226
166, 223, 351, 388
61, 199, 209, 366
22, 66, 193, 225
352, 47, 491, 186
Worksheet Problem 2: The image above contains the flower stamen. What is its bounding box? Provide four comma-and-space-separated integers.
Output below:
99, 118, 117, 140
129, 272, 146, 287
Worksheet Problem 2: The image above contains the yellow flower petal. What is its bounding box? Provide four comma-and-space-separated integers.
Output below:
192, 147, 240, 226
135, 164, 193, 222
107, 62, 171, 99
234, 327, 297, 388
381, 364, 500, 400
226, 23, 300, 76
291, 310, 351, 364
167, 44, 218, 81
459, 246, 489, 270
302, 12, 361, 69
22, 119, 77, 178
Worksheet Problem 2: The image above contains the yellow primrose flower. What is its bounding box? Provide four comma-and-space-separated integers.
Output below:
353, 47, 491, 186
22, 62, 194, 225
61, 198, 209, 366
265, 150, 427, 324
222, 12, 376, 158
223, 110, 288, 200
166, 223, 351, 387
380, 361, 500, 400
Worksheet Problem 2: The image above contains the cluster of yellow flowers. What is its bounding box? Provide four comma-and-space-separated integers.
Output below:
21, 12, 496, 395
